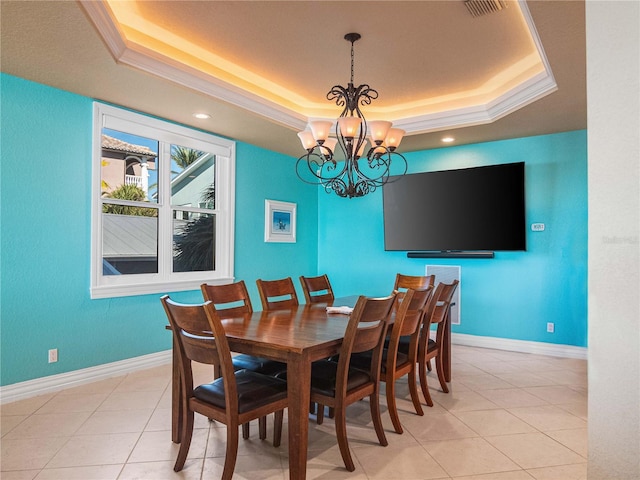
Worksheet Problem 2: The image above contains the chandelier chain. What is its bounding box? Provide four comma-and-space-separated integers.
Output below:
350, 39, 355, 84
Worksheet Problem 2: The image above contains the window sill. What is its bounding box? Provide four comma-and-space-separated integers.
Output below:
90, 277, 235, 299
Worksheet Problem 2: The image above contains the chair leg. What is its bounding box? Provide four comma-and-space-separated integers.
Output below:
328, 407, 335, 418
242, 422, 250, 439
426, 359, 432, 372
273, 410, 284, 447
316, 404, 325, 425
259, 416, 267, 440
369, 393, 389, 447
174, 410, 194, 472
222, 421, 240, 480
408, 369, 424, 417
334, 405, 355, 472
418, 358, 434, 407
435, 354, 449, 393
386, 379, 403, 434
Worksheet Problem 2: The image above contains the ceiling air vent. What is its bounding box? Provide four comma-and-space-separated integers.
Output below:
464, 0, 508, 17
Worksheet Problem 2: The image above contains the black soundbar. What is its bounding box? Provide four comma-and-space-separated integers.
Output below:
407, 251, 495, 259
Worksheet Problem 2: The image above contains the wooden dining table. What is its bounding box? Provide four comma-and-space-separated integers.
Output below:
169, 296, 359, 480
168, 295, 454, 480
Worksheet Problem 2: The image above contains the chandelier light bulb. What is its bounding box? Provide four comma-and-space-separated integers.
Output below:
297, 130, 316, 150
385, 128, 406, 149
309, 120, 333, 143
367, 121, 392, 144
323, 137, 338, 152
337, 116, 362, 139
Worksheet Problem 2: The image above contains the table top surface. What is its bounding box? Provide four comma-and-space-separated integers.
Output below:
218, 296, 360, 355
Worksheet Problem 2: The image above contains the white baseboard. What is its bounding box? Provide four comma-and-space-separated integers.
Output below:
0, 350, 172, 405
452, 333, 588, 359
0, 335, 587, 405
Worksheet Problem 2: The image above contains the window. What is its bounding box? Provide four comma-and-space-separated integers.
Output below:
91, 103, 235, 299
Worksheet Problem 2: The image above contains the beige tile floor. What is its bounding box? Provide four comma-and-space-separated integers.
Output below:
1, 345, 588, 479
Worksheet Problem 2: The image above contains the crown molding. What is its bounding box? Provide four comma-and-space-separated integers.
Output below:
79, 0, 556, 137
79, 0, 127, 59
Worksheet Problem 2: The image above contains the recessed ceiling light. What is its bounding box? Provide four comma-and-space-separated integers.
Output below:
193, 113, 211, 119
441, 136, 455, 143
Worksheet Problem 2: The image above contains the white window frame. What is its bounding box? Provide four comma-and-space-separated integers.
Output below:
91, 103, 235, 299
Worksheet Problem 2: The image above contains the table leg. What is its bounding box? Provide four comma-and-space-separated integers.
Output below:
286, 355, 311, 480
171, 336, 182, 443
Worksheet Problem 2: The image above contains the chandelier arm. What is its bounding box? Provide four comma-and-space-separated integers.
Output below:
367, 151, 409, 185
296, 154, 324, 185
354, 84, 378, 107
296, 150, 354, 185
350, 156, 386, 186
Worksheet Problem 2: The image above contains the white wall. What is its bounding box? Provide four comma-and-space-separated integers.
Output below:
587, 1, 640, 479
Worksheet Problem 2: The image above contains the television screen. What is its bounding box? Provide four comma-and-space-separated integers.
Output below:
383, 162, 526, 252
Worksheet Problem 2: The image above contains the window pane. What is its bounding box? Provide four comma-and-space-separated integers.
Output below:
170, 145, 215, 209
102, 211, 158, 275
173, 211, 216, 273
101, 129, 159, 203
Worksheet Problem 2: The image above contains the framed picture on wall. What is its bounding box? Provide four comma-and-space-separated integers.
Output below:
264, 199, 297, 243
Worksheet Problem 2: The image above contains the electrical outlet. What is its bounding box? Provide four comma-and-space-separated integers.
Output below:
546, 323, 555, 333
48, 349, 58, 363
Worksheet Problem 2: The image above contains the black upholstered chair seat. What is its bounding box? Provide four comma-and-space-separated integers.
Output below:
310, 360, 372, 397
385, 333, 412, 355
194, 370, 288, 414
393, 335, 437, 362
395, 334, 411, 355
231, 354, 287, 376
350, 349, 409, 374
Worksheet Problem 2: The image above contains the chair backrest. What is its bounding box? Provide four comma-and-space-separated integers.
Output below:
299, 274, 335, 304
334, 294, 396, 389
393, 273, 435, 294
383, 287, 433, 367
256, 277, 299, 310
201, 280, 253, 317
392, 286, 434, 338
161, 296, 238, 406
423, 280, 460, 346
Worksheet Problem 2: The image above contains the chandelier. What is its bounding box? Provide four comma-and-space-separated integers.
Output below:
296, 33, 407, 198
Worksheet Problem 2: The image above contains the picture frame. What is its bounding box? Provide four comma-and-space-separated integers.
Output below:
264, 199, 297, 243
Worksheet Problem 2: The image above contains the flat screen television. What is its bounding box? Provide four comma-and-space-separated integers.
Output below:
383, 162, 526, 254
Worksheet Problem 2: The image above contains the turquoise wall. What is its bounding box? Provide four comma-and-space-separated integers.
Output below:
0, 73, 588, 387
318, 131, 588, 347
0, 74, 317, 386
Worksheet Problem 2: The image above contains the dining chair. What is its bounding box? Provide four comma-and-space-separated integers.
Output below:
299, 274, 335, 304
161, 296, 288, 480
350, 286, 434, 434
415, 279, 459, 406
201, 281, 286, 374
201, 281, 287, 439
310, 294, 396, 472
256, 277, 299, 310
390, 273, 435, 375
393, 273, 435, 296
